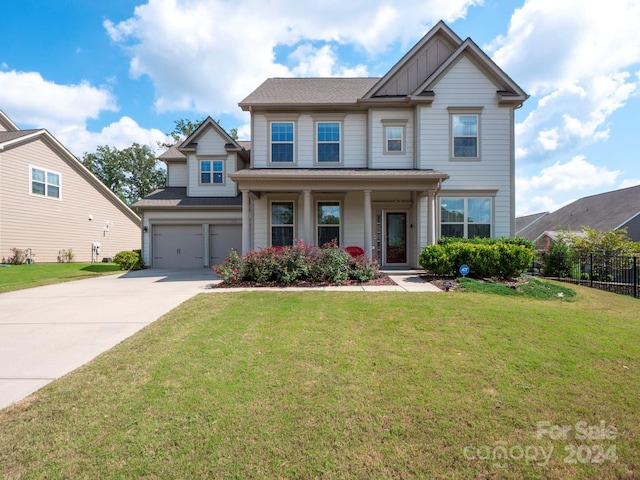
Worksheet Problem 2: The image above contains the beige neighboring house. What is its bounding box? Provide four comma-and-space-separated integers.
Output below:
0, 109, 141, 263
136, 21, 528, 269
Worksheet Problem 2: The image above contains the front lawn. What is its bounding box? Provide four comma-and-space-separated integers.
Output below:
0, 263, 122, 293
1, 286, 638, 478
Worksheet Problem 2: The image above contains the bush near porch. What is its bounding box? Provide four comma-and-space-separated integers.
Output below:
419, 237, 535, 278
214, 241, 378, 285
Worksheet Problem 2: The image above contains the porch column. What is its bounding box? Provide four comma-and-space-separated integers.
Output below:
241, 189, 250, 254
303, 190, 312, 244
363, 190, 372, 257
428, 190, 437, 245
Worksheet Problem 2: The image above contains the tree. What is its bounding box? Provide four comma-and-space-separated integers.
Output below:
570, 227, 640, 257
81, 143, 166, 206
158, 118, 238, 150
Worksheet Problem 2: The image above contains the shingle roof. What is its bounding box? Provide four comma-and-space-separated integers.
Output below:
158, 144, 186, 161
515, 212, 548, 235
518, 185, 640, 241
239, 77, 380, 108
133, 187, 242, 208
0, 129, 41, 144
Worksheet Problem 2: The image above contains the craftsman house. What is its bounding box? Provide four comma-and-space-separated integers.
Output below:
135, 21, 528, 269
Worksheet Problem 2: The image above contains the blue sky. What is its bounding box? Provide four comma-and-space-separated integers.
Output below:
2, 0, 639, 216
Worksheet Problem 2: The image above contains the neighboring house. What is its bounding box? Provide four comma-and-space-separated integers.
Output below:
135, 21, 528, 269
0, 110, 141, 263
517, 185, 640, 248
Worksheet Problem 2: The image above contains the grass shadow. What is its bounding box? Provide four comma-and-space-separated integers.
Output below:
81, 264, 121, 273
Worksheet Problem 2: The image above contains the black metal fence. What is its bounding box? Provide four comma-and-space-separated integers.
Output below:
535, 252, 639, 299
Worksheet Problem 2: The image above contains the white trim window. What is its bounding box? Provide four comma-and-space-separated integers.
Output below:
31, 166, 60, 199
271, 201, 295, 246
200, 160, 224, 184
452, 114, 479, 158
317, 201, 341, 246
440, 197, 491, 238
385, 126, 404, 153
316, 122, 340, 163
271, 122, 294, 163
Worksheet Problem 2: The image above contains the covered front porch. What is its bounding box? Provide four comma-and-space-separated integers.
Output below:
229, 169, 448, 268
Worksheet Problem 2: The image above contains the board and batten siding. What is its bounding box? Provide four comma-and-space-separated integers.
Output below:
418, 55, 515, 238
0, 138, 140, 262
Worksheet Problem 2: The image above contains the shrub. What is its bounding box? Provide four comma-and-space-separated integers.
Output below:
5, 248, 27, 265
57, 248, 75, 263
212, 249, 243, 283
543, 238, 573, 278
113, 250, 144, 270
213, 241, 379, 285
419, 237, 534, 279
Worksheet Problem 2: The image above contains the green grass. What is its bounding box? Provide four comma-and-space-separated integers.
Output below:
1, 286, 639, 479
458, 277, 577, 300
0, 263, 122, 293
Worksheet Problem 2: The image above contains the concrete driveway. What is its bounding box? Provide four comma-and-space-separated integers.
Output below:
0, 268, 217, 410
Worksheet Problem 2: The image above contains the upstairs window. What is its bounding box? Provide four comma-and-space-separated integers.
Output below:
317, 122, 340, 163
31, 166, 60, 199
385, 126, 404, 153
271, 122, 294, 163
271, 201, 294, 246
440, 197, 491, 238
452, 115, 478, 158
317, 201, 341, 246
200, 160, 224, 184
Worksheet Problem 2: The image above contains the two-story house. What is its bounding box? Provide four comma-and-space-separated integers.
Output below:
135, 21, 528, 269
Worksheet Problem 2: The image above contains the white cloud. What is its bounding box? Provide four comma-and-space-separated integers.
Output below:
619, 178, 640, 189
0, 70, 170, 156
0, 70, 117, 129
516, 155, 621, 215
103, 0, 482, 116
56, 117, 171, 156
490, 0, 640, 159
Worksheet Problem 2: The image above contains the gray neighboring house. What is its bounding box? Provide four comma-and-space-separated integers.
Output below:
516, 185, 640, 249
135, 21, 528, 269
0, 109, 141, 263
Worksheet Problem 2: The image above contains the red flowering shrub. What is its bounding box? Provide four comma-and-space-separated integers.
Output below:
213, 240, 379, 285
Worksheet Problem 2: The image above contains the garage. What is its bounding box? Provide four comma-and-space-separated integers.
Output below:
209, 224, 242, 266
152, 225, 204, 268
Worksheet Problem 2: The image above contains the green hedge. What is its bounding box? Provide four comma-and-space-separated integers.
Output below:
419, 237, 535, 278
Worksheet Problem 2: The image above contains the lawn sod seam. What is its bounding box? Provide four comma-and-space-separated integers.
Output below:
0, 286, 638, 479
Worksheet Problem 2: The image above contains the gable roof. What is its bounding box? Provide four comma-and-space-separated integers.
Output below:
179, 116, 250, 162
0, 109, 19, 132
515, 211, 549, 235
517, 185, 640, 241
0, 113, 140, 225
362, 20, 461, 99
239, 21, 527, 110
414, 38, 528, 105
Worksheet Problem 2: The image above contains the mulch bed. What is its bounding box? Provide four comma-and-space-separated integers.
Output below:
210, 273, 398, 289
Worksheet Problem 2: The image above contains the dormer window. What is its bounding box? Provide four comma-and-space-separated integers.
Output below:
200, 160, 224, 184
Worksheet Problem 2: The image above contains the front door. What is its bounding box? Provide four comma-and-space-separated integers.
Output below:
385, 212, 407, 265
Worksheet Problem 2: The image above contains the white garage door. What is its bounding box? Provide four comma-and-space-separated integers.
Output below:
210, 224, 242, 266
153, 225, 204, 268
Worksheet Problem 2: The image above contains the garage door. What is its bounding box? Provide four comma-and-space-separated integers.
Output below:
210, 224, 242, 266
153, 225, 204, 268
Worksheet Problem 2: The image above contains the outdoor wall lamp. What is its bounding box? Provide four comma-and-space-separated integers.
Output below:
143, 226, 148, 233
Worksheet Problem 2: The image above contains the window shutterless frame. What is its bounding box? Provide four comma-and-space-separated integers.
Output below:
448, 107, 483, 160
199, 159, 224, 185
317, 201, 341, 246
270, 122, 295, 163
270, 201, 295, 247
440, 197, 492, 238
30, 165, 61, 199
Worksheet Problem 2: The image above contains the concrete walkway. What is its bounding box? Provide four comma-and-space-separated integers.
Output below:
0, 269, 439, 410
